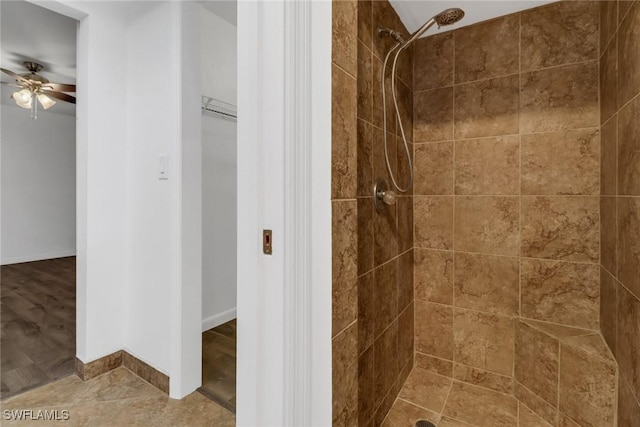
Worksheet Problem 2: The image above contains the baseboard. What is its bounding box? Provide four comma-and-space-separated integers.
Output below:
75, 350, 169, 395
1, 250, 77, 265
202, 307, 237, 332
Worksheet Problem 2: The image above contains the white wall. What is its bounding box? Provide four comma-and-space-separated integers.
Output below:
202, 116, 237, 330
123, 1, 181, 375
201, 7, 237, 105
200, 5, 238, 330
1, 107, 76, 264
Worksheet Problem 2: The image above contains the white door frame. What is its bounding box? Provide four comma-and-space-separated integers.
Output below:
236, 0, 332, 425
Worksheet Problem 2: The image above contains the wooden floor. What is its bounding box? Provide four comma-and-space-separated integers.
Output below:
199, 319, 236, 413
1, 257, 76, 400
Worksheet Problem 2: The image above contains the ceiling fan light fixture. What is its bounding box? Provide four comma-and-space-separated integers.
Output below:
12, 88, 33, 109
37, 93, 56, 109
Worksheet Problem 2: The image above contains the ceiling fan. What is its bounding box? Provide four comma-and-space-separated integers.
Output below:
1, 61, 75, 117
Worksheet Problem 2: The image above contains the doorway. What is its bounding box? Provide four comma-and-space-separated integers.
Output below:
198, 1, 238, 413
0, 0, 78, 399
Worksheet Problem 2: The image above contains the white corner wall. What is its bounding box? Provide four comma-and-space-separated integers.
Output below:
1, 107, 76, 265
201, 7, 237, 105
200, 4, 238, 331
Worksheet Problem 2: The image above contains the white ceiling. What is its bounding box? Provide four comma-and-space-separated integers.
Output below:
390, 0, 555, 37
1, 0, 77, 116
199, 0, 236, 26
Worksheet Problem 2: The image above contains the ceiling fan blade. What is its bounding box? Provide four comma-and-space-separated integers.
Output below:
0, 67, 29, 83
40, 89, 76, 104
41, 82, 76, 92
0, 81, 21, 88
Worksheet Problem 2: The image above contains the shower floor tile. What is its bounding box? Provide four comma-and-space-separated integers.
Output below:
384, 368, 531, 427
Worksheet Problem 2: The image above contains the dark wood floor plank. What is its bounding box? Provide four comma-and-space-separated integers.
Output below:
1, 257, 76, 400
199, 318, 236, 413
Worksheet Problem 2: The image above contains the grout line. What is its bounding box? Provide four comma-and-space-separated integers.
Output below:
439, 377, 455, 420
331, 61, 357, 82
332, 318, 358, 341
412, 248, 601, 267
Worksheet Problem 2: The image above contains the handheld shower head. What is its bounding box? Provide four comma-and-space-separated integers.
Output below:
434, 8, 465, 27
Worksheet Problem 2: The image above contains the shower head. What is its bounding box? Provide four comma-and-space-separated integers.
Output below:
434, 8, 465, 27
401, 7, 465, 47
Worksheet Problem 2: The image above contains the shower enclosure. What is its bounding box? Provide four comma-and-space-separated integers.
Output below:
332, 0, 640, 426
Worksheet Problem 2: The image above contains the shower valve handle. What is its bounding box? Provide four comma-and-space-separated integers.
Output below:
379, 189, 396, 206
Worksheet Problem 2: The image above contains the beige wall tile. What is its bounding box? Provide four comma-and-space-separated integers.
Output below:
521, 196, 599, 263
454, 15, 519, 84
372, 58, 395, 133
371, 0, 398, 61
333, 200, 358, 336
519, 402, 554, 427
415, 301, 453, 359
414, 196, 453, 250
453, 309, 514, 376
414, 87, 453, 142
617, 197, 640, 296
357, 0, 372, 50
373, 197, 398, 266
332, 0, 357, 76
453, 364, 514, 394
398, 367, 452, 412
454, 75, 519, 139
443, 381, 518, 427
617, 2, 640, 106
358, 346, 374, 425
373, 128, 397, 189
562, 334, 616, 362
454, 136, 520, 195
333, 323, 358, 427
415, 352, 454, 377
396, 81, 413, 142
515, 321, 559, 407
620, 1, 636, 23
357, 198, 374, 276
559, 344, 617, 427
520, 1, 598, 72
600, 117, 617, 196
454, 252, 519, 316
600, 0, 618, 52
617, 94, 640, 196
373, 259, 398, 337
414, 142, 453, 195
357, 120, 373, 198
616, 285, 640, 400
515, 381, 558, 426
601, 196, 617, 275
398, 303, 414, 371
520, 62, 599, 134
600, 40, 618, 125
397, 250, 413, 312
358, 271, 374, 355
357, 42, 372, 123
454, 196, 520, 256
397, 196, 413, 253
521, 129, 600, 195
600, 267, 618, 357
618, 374, 640, 427
414, 33, 454, 91
332, 65, 358, 199
373, 320, 398, 407
414, 248, 453, 305
521, 259, 599, 329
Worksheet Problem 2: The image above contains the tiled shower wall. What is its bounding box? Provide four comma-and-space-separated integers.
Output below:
599, 0, 640, 423
331, 0, 415, 425
412, 0, 604, 400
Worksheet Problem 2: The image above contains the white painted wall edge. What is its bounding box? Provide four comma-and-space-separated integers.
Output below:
202, 307, 236, 332
2, 250, 77, 266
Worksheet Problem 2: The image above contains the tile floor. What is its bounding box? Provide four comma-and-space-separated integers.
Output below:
381, 367, 554, 427
1, 258, 76, 400
199, 319, 236, 412
0, 368, 235, 427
